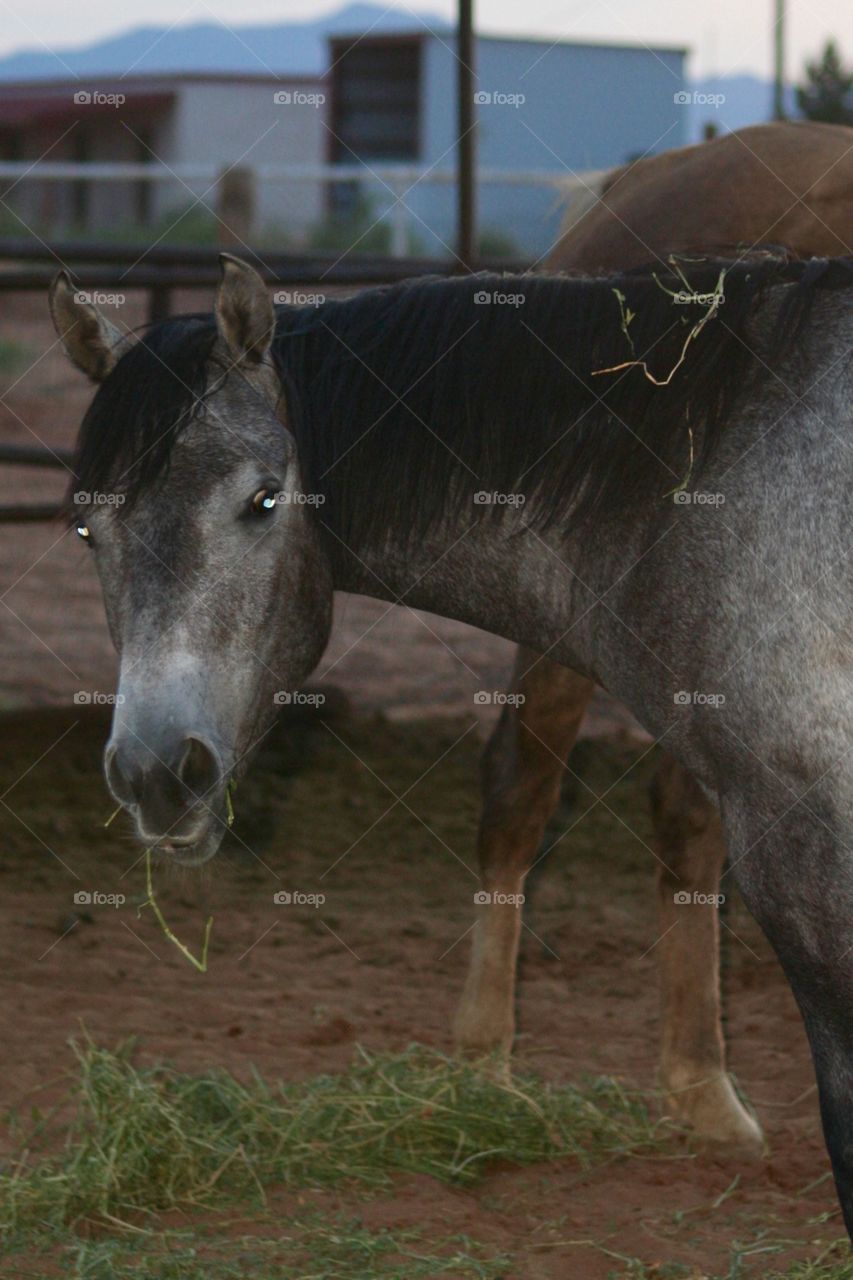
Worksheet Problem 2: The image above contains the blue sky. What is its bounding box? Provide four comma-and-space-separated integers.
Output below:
0, 0, 849, 80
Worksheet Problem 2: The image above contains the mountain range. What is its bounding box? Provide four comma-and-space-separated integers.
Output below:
0, 5, 449, 81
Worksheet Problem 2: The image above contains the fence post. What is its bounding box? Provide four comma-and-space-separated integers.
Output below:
217, 166, 256, 248
389, 182, 408, 258
148, 286, 172, 325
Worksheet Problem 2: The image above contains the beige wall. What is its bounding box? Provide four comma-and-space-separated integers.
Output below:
158, 79, 327, 242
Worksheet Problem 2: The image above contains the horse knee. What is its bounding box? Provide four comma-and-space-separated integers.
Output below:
650, 755, 716, 843
477, 673, 590, 878
651, 756, 722, 894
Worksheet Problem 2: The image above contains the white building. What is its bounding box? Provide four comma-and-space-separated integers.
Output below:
0, 74, 328, 238
0, 30, 688, 255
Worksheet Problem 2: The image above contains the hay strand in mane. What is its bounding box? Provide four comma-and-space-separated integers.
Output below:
592, 267, 727, 386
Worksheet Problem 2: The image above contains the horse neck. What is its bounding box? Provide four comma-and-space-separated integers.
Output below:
323, 507, 652, 680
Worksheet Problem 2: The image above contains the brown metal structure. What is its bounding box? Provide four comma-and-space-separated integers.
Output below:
457, 0, 476, 268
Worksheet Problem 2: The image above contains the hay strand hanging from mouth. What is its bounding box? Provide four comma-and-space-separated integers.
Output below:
108, 779, 236, 972
140, 848, 213, 973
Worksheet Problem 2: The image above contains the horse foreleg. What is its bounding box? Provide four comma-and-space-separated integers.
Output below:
651, 756, 763, 1149
453, 653, 594, 1058
724, 794, 853, 1237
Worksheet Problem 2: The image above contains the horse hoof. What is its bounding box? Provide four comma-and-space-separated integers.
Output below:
455, 1047, 512, 1084
452, 1002, 513, 1058
663, 1071, 765, 1155
452, 1019, 513, 1078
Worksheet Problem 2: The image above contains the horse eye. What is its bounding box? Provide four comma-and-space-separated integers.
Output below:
250, 488, 277, 515
76, 524, 92, 543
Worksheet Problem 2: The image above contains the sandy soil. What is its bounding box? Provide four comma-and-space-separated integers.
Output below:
0, 705, 840, 1277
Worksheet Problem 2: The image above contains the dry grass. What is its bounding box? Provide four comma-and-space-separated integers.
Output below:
1, 1038, 675, 1236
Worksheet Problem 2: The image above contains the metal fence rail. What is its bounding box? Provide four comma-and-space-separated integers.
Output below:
0, 446, 75, 525
0, 239, 528, 320
0, 160, 592, 259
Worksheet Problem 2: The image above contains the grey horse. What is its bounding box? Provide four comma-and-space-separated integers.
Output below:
51, 251, 853, 1235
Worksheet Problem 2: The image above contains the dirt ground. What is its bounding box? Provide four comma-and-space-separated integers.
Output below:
0, 292, 843, 1274
0, 705, 839, 1276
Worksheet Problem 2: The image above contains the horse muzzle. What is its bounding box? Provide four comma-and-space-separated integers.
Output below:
105, 728, 228, 861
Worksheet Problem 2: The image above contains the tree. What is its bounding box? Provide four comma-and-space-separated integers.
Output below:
796, 39, 853, 124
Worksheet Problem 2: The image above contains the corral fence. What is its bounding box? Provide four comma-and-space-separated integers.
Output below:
0, 158, 606, 521
0, 442, 74, 524
0, 160, 603, 259
0, 237, 530, 324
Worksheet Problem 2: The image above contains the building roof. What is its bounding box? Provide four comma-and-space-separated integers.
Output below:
328, 28, 688, 57
480, 30, 686, 56
0, 89, 175, 128
0, 71, 325, 95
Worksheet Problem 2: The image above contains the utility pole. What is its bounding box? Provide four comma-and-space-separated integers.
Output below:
773, 0, 787, 120
457, 0, 476, 269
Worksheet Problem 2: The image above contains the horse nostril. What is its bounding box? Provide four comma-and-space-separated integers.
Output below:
105, 742, 135, 806
177, 736, 220, 797
104, 733, 223, 834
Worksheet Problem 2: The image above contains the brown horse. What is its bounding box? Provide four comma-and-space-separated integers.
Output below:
453, 121, 853, 1149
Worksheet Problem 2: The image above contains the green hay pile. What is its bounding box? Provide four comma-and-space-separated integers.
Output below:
1, 1040, 673, 1234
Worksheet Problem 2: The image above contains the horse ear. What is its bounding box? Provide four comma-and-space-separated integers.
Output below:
215, 254, 274, 366
48, 271, 125, 382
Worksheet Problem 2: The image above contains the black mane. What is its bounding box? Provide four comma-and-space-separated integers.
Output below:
71, 314, 219, 511
70, 254, 853, 547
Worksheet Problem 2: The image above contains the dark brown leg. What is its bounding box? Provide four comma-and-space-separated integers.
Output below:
651, 755, 763, 1148
453, 651, 594, 1056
